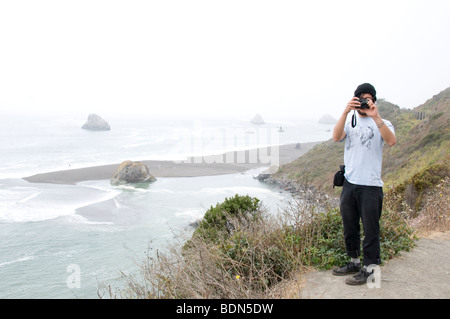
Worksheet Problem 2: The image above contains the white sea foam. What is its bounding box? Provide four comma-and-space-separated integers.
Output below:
0, 181, 120, 223
174, 208, 204, 220
64, 213, 115, 226
113, 184, 148, 192
17, 191, 41, 203
198, 186, 277, 196
146, 188, 176, 194
0, 255, 35, 268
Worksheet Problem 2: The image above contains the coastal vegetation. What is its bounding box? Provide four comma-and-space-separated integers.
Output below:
102, 192, 419, 299
102, 87, 449, 299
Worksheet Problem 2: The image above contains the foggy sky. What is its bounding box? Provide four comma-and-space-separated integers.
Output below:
1, 0, 449, 121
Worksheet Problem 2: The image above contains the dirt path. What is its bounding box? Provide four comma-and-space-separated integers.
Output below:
296, 231, 450, 299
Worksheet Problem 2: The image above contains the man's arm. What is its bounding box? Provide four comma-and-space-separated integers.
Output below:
332, 97, 359, 142
365, 101, 397, 146
371, 114, 397, 146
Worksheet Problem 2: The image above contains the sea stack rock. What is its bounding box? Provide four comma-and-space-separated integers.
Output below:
82, 114, 111, 131
318, 114, 337, 124
111, 160, 157, 186
251, 114, 265, 125
256, 165, 279, 181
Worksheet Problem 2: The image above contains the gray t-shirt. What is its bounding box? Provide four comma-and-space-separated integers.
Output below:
343, 116, 395, 187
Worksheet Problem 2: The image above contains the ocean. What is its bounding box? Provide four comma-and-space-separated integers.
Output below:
0, 112, 334, 298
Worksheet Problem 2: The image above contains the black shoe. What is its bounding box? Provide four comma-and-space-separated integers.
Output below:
345, 268, 372, 285
332, 262, 361, 276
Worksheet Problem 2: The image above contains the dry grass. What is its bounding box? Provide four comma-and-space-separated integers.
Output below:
409, 177, 450, 234
97, 197, 333, 299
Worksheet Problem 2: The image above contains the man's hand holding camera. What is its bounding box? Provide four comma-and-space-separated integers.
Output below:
358, 97, 378, 118
346, 96, 378, 118
345, 97, 362, 114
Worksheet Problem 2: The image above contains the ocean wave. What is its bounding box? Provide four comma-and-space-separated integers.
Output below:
113, 184, 149, 192
174, 208, 204, 220
197, 186, 277, 196
0, 255, 35, 268
17, 191, 41, 203
0, 181, 121, 223
63, 213, 115, 226
146, 188, 176, 194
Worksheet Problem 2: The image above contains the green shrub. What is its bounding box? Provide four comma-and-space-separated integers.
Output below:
191, 194, 261, 243
278, 205, 416, 270
379, 209, 416, 260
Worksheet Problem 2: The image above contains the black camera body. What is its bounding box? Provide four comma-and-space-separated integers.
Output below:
356, 98, 370, 109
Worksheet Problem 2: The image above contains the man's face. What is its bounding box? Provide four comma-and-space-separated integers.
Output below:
357, 93, 374, 116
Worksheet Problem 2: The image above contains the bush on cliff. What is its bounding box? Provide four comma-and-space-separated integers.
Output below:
190, 194, 261, 244
103, 193, 416, 299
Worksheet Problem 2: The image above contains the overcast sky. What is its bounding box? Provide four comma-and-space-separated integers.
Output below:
1, 0, 449, 120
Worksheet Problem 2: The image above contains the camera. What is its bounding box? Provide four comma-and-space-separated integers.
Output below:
356, 98, 370, 109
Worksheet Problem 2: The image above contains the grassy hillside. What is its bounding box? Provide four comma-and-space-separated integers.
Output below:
274, 87, 450, 210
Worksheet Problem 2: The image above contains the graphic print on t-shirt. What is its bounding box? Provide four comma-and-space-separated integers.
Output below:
346, 125, 375, 151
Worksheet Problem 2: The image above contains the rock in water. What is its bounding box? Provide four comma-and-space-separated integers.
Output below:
111, 161, 157, 185
82, 114, 111, 131
251, 114, 265, 125
318, 114, 337, 124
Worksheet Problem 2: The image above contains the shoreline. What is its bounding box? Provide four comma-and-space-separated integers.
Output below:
23, 142, 323, 185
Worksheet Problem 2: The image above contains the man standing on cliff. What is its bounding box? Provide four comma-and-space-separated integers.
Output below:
331, 83, 396, 285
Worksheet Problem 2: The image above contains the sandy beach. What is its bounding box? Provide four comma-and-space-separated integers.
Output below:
23, 142, 322, 185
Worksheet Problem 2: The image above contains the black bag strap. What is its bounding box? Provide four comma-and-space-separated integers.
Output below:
351, 110, 357, 128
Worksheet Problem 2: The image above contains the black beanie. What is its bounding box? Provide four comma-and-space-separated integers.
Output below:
354, 83, 377, 101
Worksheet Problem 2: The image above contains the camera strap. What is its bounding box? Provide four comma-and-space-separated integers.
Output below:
351, 110, 357, 128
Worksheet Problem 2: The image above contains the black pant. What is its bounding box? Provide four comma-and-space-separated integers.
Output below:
340, 179, 383, 266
